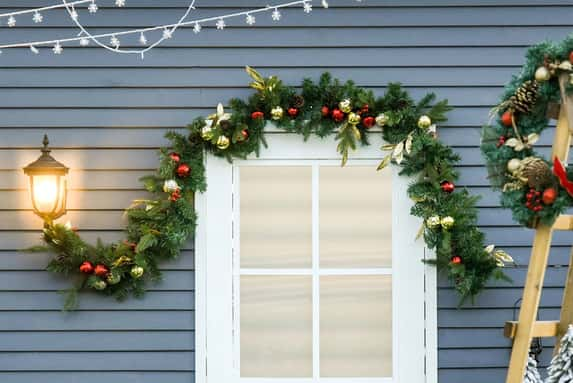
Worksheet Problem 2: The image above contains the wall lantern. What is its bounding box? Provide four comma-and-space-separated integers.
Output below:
23, 135, 69, 225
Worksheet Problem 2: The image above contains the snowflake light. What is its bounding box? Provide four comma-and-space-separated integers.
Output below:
88, 1, 98, 14
7, 16, 16, 27
246, 14, 256, 25
79, 37, 90, 46
53, 42, 63, 55
115, 0, 126, 7
271, 8, 281, 21
303, 2, 312, 13
216, 19, 226, 30
33, 11, 43, 23
110, 35, 120, 48
30, 45, 39, 54
163, 28, 173, 39
193, 22, 202, 34
139, 33, 148, 45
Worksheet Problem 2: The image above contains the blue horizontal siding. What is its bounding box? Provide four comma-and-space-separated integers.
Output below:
1, 1, 573, 382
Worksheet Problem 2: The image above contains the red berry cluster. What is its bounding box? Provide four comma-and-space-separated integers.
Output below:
321, 103, 376, 128
496, 135, 506, 148
170, 189, 181, 202
525, 188, 543, 212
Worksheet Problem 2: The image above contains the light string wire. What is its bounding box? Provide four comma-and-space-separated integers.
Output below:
0, 0, 313, 52
62, 0, 198, 58
0, 0, 93, 18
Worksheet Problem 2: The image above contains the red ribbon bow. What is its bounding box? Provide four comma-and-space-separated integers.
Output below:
553, 156, 573, 197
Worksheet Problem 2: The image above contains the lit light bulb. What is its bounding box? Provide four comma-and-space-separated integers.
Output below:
7, 16, 16, 27
53, 42, 63, 54
33, 175, 59, 213
193, 23, 202, 33
88, 1, 98, 13
30, 45, 39, 54
33, 11, 43, 23
303, 2, 312, 13
246, 14, 256, 25
216, 19, 226, 30
271, 8, 281, 21
139, 32, 147, 45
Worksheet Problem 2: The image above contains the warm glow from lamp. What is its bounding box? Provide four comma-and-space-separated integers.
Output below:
23, 135, 69, 225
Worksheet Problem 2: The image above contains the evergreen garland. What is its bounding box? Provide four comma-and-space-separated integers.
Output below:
482, 36, 573, 228
32, 67, 510, 309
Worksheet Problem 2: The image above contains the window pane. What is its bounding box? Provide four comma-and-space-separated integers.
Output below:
240, 276, 313, 377
319, 166, 392, 268
320, 275, 392, 377
240, 166, 312, 268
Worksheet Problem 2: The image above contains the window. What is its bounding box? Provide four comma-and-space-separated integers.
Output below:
196, 133, 436, 383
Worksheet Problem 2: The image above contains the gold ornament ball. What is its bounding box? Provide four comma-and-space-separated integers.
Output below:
375, 113, 388, 127
93, 280, 107, 290
271, 106, 284, 120
216, 135, 230, 150
426, 215, 441, 229
347, 112, 361, 125
130, 266, 145, 279
534, 66, 551, 82
440, 216, 455, 230
106, 272, 121, 285
339, 99, 352, 113
507, 158, 522, 173
418, 115, 432, 129
163, 179, 180, 193
201, 125, 214, 140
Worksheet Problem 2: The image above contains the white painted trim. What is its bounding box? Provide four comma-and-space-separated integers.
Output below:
195, 132, 438, 383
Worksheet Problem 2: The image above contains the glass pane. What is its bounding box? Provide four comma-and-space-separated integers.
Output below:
319, 166, 392, 268
240, 276, 313, 377
240, 166, 312, 268
320, 275, 392, 377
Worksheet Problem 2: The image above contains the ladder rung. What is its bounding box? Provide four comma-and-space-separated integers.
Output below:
553, 215, 573, 230
504, 320, 559, 339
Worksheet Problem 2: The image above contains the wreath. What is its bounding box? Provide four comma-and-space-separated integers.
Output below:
31, 67, 512, 310
482, 36, 573, 228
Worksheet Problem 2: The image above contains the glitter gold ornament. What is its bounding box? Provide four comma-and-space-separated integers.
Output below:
418, 115, 432, 129
130, 266, 144, 279
375, 113, 388, 127
440, 216, 455, 230
163, 179, 180, 193
106, 272, 121, 285
339, 99, 352, 113
201, 125, 214, 140
426, 215, 441, 229
216, 135, 230, 150
271, 106, 284, 120
535, 66, 551, 82
347, 112, 361, 125
93, 280, 107, 290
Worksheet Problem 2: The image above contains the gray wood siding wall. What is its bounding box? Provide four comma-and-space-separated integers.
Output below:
1, 1, 573, 382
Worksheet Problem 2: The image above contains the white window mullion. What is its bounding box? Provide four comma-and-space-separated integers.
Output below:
232, 164, 241, 375
312, 164, 320, 381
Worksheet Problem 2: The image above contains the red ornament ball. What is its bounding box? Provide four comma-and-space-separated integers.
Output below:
451, 256, 462, 265
321, 106, 330, 117
170, 189, 181, 202
169, 152, 180, 163
569, 51, 573, 64
241, 129, 249, 140
361, 104, 369, 114
362, 116, 376, 129
287, 107, 299, 117
501, 111, 513, 127
542, 187, 557, 205
331, 108, 345, 122
79, 261, 94, 274
94, 264, 109, 277
251, 111, 264, 120
176, 163, 191, 178
440, 180, 455, 194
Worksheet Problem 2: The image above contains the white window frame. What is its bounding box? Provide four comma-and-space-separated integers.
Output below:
195, 130, 437, 383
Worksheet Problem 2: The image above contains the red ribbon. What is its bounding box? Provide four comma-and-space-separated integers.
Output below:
553, 156, 573, 197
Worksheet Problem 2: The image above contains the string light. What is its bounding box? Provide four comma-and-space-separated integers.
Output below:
30, 45, 39, 54
7, 16, 16, 27
0, 0, 349, 59
322, 0, 329, 8
0, 0, 93, 19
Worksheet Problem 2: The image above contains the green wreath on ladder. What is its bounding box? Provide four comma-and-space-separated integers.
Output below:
481, 36, 573, 229
30, 67, 512, 310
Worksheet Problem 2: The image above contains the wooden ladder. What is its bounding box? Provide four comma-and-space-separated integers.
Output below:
505, 73, 573, 383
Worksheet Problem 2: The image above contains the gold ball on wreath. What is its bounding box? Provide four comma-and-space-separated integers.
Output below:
507, 158, 522, 174
440, 216, 455, 230
93, 280, 107, 290
347, 112, 361, 126
426, 215, 441, 229
130, 266, 145, 279
201, 125, 214, 140
106, 272, 121, 285
271, 106, 284, 120
534, 66, 551, 82
216, 135, 230, 150
418, 115, 432, 129
339, 99, 352, 113
375, 113, 388, 127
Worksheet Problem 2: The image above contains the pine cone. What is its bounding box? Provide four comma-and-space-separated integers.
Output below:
521, 157, 553, 189
291, 95, 305, 108
510, 80, 539, 114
